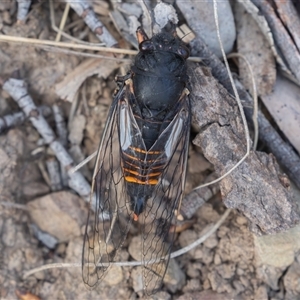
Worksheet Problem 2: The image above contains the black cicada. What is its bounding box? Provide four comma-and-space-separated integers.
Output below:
82, 25, 190, 294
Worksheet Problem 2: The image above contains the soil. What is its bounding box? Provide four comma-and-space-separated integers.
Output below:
0, 2, 300, 300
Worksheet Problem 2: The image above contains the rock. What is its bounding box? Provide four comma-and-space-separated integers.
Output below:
182, 278, 201, 293
196, 203, 220, 223
283, 260, 300, 299
254, 224, 300, 268
128, 235, 142, 261
149, 291, 171, 300
256, 265, 285, 290
131, 266, 144, 293
23, 181, 50, 200
164, 258, 186, 293
188, 149, 211, 174
27, 191, 88, 242
203, 231, 218, 249
186, 263, 200, 278
254, 285, 269, 300
177, 0, 236, 57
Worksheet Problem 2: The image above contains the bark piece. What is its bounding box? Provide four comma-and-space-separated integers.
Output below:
190, 37, 300, 190
190, 65, 300, 234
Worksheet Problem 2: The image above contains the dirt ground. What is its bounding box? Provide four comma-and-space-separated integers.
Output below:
1, 2, 300, 300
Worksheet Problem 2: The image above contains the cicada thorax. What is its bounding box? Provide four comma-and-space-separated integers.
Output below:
119, 27, 190, 218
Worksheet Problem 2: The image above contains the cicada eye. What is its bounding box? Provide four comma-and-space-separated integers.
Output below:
139, 40, 155, 52
177, 46, 189, 59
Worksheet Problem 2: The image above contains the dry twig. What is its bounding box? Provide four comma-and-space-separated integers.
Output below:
0, 75, 92, 202
66, 0, 117, 47
16, 0, 31, 22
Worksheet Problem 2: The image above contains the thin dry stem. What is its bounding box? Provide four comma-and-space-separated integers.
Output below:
49, 0, 103, 46
0, 34, 200, 62
0, 34, 137, 55
55, 3, 70, 42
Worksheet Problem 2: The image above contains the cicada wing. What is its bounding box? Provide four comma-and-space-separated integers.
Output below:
141, 96, 191, 294
82, 85, 134, 288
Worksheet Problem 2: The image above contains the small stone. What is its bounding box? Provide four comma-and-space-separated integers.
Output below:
2, 218, 16, 247
178, 230, 198, 257
186, 263, 200, 278
256, 265, 284, 290
254, 225, 300, 268
202, 247, 213, 265
232, 280, 245, 294
182, 278, 201, 293
3, 10, 12, 25
217, 225, 230, 238
131, 267, 144, 293
214, 253, 221, 265
203, 232, 218, 249
254, 285, 269, 300
23, 181, 50, 200
24, 247, 40, 265
27, 191, 88, 242
193, 248, 203, 260
207, 270, 223, 291
103, 265, 123, 286
240, 276, 250, 288
164, 259, 186, 293
56, 243, 67, 256
215, 263, 235, 279
68, 114, 86, 145
197, 204, 220, 223
202, 278, 211, 290
150, 291, 171, 300
188, 150, 211, 174
283, 261, 300, 298
236, 268, 244, 276
128, 236, 142, 261
236, 215, 248, 225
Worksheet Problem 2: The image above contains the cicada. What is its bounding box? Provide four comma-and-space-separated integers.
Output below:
82, 25, 190, 295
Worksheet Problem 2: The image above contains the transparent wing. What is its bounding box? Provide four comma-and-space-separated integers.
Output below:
82, 83, 134, 288
140, 95, 191, 294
